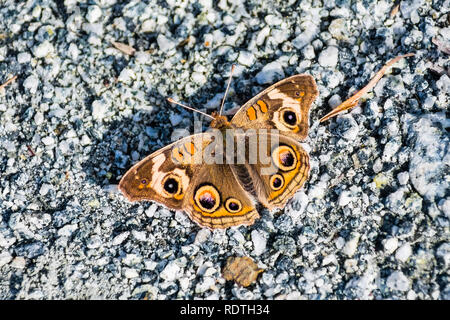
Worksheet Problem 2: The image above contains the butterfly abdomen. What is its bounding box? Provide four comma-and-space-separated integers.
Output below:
231, 164, 258, 200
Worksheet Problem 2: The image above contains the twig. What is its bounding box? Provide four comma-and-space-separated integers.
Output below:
0, 75, 18, 90
389, 0, 401, 18
111, 41, 136, 56
319, 53, 415, 123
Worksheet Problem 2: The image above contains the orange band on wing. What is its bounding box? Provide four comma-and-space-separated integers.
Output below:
257, 100, 268, 113
184, 142, 196, 155
247, 106, 257, 120
172, 147, 184, 162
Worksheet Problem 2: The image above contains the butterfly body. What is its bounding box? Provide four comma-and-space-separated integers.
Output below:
119, 74, 318, 229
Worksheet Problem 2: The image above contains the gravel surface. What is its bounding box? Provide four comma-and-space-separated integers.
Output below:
0, 0, 449, 300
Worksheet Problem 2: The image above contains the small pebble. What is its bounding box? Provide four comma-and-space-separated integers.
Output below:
395, 243, 412, 262
23, 75, 39, 94
318, 46, 339, 67
255, 61, 285, 84
86, 5, 102, 23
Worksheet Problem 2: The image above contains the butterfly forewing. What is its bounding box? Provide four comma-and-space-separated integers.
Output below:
231, 74, 318, 141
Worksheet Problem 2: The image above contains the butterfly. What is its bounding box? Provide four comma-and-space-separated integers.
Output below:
119, 72, 318, 229
118, 54, 413, 229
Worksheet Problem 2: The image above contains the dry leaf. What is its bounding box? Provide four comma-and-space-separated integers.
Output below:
222, 256, 263, 287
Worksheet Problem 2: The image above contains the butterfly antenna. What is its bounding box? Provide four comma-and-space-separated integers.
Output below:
219, 64, 235, 116
167, 98, 215, 120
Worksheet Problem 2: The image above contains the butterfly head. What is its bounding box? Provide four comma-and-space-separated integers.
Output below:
210, 111, 232, 129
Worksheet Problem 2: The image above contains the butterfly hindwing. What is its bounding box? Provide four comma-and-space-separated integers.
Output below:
229, 131, 310, 210
183, 163, 259, 229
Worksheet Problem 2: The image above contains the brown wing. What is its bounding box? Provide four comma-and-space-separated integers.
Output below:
231, 74, 318, 141
230, 131, 310, 210
118, 133, 213, 209
119, 132, 259, 229
182, 163, 259, 229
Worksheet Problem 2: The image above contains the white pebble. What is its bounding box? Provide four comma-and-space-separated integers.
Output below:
436, 74, 450, 93
23, 75, 39, 94
86, 5, 102, 23
118, 68, 136, 84
112, 231, 129, 245
407, 290, 417, 300
135, 51, 151, 64
256, 26, 271, 46
160, 261, 181, 281
41, 136, 55, 146
157, 34, 176, 51
68, 43, 80, 60
302, 44, 315, 60
0, 46, 6, 62
33, 41, 54, 58
423, 96, 436, 110
264, 14, 282, 26
34, 112, 44, 125
255, 61, 285, 85
123, 253, 142, 266
179, 277, 190, 291
322, 254, 337, 266
237, 51, 255, 67
328, 94, 342, 108
191, 72, 207, 85
386, 271, 410, 292
58, 224, 78, 237
338, 190, 352, 207
308, 180, 327, 199
39, 183, 53, 196
318, 46, 339, 67
145, 204, 158, 218
58, 140, 70, 154
335, 237, 345, 250
251, 230, 267, 256
92, 100, 108, 120
292, 22, 319, 49
17, 52, 31, 64
383, 237, 399, 254
395, 243, 412, 262
3, 140, 16, 152
439, 199, 450, 218
11, 257, 26, 269
87, 235, 102, 249
397, 172, 409, 185
132, 230, 147, 241
123, 268, 139, 279
344, 258, 358, 273
383, 140, 401, 162
287, 191, 308, 222
141, 19, 156, 33
0, 251, 12, 267
194, 229, 211, 244
342, 234, 359, 257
